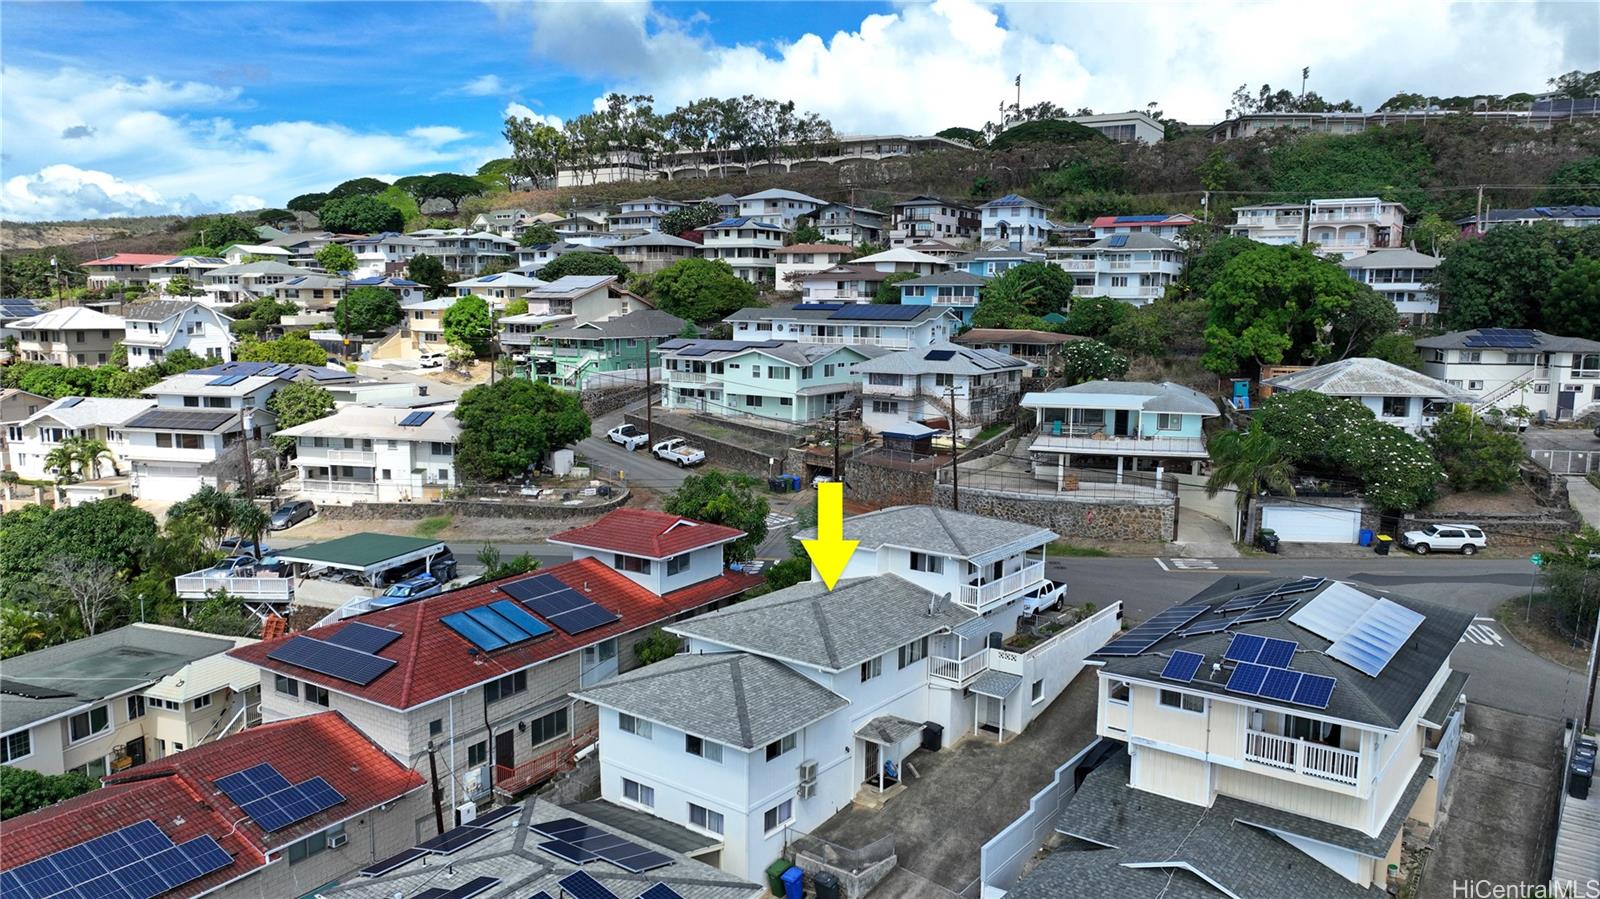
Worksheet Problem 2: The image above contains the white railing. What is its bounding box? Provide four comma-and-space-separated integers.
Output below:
808, 334, 912, 349
1030, 430, 1208, 457
1244, 729, 1361, 786
930, 295, 978, 306
669, 370, 710, 383
929, 650, 989, 684
295, 479, 379, 497
1071, 285, 1096, 297
1108, 261, 1133, 270
1570, 369, 1600, 380
1136, 286, 1163, 297
174, 574, 293, 601
301, 448, 375, 465
863, 381, 915, 396
960, 560, 1045, 610
1057, 260, 1095, 271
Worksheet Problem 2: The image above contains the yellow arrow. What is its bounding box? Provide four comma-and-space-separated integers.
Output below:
801, 481, 858, 591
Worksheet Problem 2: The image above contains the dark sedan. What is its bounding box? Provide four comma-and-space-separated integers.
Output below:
269, 500, 316, 530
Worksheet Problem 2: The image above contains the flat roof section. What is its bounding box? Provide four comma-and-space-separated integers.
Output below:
275, 533, 447, 575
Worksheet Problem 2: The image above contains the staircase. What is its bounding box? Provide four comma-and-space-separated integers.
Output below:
1470, 368, 1542, 412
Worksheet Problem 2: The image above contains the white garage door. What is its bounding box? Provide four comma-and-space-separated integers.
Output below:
1261, 505, 1361, 544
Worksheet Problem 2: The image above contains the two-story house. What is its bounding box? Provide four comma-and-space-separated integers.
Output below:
1306, 197, 1406, 258
656, 338, 885, 423
773, 243, 854, 289
5, 395, 152, 483
346, 275, 423, 305
0, 624, 257, 778
497, 275, 652, 357
1262, 357, 1474, 435
399, 297, 450, 351
700, 218, 788, 283
1416, 328, 1600, 421
202, 260, 308, 304
346, 232, 427, 278
271, 274, 346, 317
220, 243, 296, 266
2, 712, 430, 899
1340, 247, 1442, 325
1229, 202, 1310, 245
1047, 233, 1185, 306
0, 388, 49, 475
227, 509, 762, 808
527, 308, 685, 389
515, 240, 608, 271
11, 306, 125, 366
122, 301, 235, 369
727, 302, 956, 350
1003, 577, 1471, 896
955, 327, 1084, 374
610, 231, 702, 274
1090, 213, 1197, 241
948, 246, 1046, 277
980, 194, 1055, 249
856, 343, 1028, 439
896, 270, 989, 324
849, 246, 949, 275
1023, 380, 1222, 478
551, 215, 615, 247
736, 189, 826, 228
1454, 204, 1600, 236
609, 196, 687, 233
450, 272, 549, 310
472, 206, 535, 236
141, 255, 227, 292
411, 229, 518, 275
81, 253, 172, 291
276, 403, 460, 503
795, 264, 890, 303
891, 196, 980, 246
813, 203, 887, 245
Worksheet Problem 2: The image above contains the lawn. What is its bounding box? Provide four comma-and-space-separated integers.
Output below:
1046, 539, 1112, 558
414, 515, 452, 538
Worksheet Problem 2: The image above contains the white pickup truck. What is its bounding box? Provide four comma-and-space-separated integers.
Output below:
651, 437, 706, 467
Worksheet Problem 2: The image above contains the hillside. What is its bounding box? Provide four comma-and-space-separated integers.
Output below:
0, 214, 193, 256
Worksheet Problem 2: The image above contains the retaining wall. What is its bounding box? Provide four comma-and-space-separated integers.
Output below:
314, 489, 630, 522
936, 483, 1176, 542
623, 412, 782, 477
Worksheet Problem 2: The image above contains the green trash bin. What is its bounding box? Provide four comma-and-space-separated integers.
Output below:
765, 858, 793, 896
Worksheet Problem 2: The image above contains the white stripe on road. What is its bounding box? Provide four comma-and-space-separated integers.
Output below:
1154, 557, 1170, 572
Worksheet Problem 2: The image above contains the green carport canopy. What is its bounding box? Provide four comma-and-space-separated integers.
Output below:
275, 533, 447, 580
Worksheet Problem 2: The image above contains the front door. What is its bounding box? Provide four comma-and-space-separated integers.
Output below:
981, 696, 1003, 732
494, 730, 515, 780
1558, 387, 1577, 420
1114, 410, 1131, 436
862, 740, 880, 785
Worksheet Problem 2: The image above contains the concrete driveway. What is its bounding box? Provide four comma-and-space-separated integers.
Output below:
575, 406, 697, 493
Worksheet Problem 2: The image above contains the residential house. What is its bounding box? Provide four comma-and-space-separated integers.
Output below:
701, 192, 741, 218
954, 328, 1085, 374
727, 302, 956, 350
1089, 213, 1196, 241
345, 275, 423, 304
1229, 203, 1310, 245
399, 298, 449, 350
701, 218, 788, 283
901, 238, 970, 261
201, 260, 308, 304
1207, 102, 1600, 142
856, 343, 1029, 439
795, 264, 889, 303
221, 243, 295, 265
528, 309, 686, 389
472, 206, 535, 236
451, 272, 549, 311
257, 231, 339, 267
657, 338, 884, 423
1, 712, 430, 899
10, 306, 125, 366
1023, 380, 1222, 477
610, 231, 703, 274
1454, 204, 1600, 236
0, 388, 49, 474
1417, 328, 1600, 422
1048, 233, 1185, 306
411, 229, 518, 275
1306, 198, 1406, 258
814, 202, 887, 245
1340, 247, 1442, 324
271, 274, 346, 318
736, 188, 826, 228
122, 300, 235, 369
1262, 357, 1474, 434
551, 216, 616, 247
578, 506, 1118, 886
980, 194, 1055, 249
1064, 110, 1166, 143
277, 404, 460, 504
949, 246, 1045, 277
773, 243, 854, 289
346, 232, 427, 278
0, 624, 257, 777
5, 395, 152, 482
497, 275, 651, 357
891, 196, 980, 246
897, 270, 989, 324
849, 246, 949, 275
609, 196, 687, 233
515, 240, 608, 270
80, 253, 172, 291
1004, 577, 1471, 897
227, 508, 761, 804
141, 255, 228, 292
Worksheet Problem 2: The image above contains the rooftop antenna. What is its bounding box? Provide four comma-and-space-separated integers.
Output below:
929, 592, 950, 617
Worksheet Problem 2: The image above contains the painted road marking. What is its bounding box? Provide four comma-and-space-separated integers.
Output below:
1461, 623, 1504, 647
1154, 558, 1170, 571
1170, 559, 1218, 570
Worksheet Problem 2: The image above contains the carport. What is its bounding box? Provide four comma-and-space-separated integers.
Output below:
274, 533, 448, 586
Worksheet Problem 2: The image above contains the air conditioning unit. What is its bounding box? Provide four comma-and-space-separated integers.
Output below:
456, 801, 478, 825
798, 780, 817, 800
327, 832, 349, 849
797, 759, 818, 783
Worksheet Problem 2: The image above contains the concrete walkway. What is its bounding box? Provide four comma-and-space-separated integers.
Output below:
1568, 475, 1600, 531
1171, 508, 1241, 559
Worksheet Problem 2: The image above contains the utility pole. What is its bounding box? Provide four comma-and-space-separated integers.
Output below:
1300, 66, 1309, 100
426, 742, 446, 835
644, 339, 654, 446
238, 408, 255, 501
947, 384, 959, 512
832, 408, 841, 481
1014, 74, 1022, 116
1475, 184, 1485, 236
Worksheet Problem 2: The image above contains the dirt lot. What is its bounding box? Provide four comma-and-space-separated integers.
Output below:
1495, 595, 1591, 672
1425, 484, 1553, 516
278, 512, 597, 544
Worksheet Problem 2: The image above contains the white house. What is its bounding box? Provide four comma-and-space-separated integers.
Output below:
609, 196, 686, 233
1229, 203, 1309, 246
1416, 328, 1600, 422
1306, 198, 1406, 259
345, 232, 427, 278
1064, 111, 1166, 143
1047, 233, 1185, 306
201, 260, 307, 304
794, 264, 890, 303
220, 244, 294, 266
471, 207, 535, 236
81, 253, 172, 291
121, 301, 235, 369
701, 218, 788, 283
497, 275, 652, 355
1340, 247, 1442, 325
656, 338, 885, 424
516, 240, 608, 271
610, 232, 703, 274
979, 194, 1055, 249
276, 404, 459, 504
1089, 213, 1196, 240
726, 302, 956, 350
1023, 380, 1222, 477
856, 343, 1029, 439
1262, 357, 1475, 434
773, 244, 854, 289
735, 189, 826, 229
10, 306, 126, 367
813, 203, 887, 245
848, 246, 948, 275
6, 395, 153, 483
890, 196, 980, 246
140, 255, 228, 292
450, 272, 549, 310
410, 229, 518, 275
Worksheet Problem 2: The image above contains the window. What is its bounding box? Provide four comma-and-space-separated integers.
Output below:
1031, 680, 1044, 704
529, 707, 569, 746
177, 434, 203, 450
69, 707, 110, 742
685, 734, 723, 762
1381, 396, 1410, 417
467, 740, 488, 767
934, 373, 954, 388
871, 400, 899, 414
766, 734, 797, 761
613, 554, 651, 574
430, 718, 443, 737
485, 670, 528, 702
768, 365, 791, 379
287, 823, 343, 864
191, 694, 212, 711
1, 731, 31, 763
763, 799, 794, 834
1108, 680, 1131, 704
183, 395, 200, 407
622, 778, 655, 807
860, 656, 882, 681
275, 674, 300, 698
909, 552, 943, 573
619, 713, 653, 739
1155, 413, 1181, 431
743, 395, 762, 408
127, 696, 146, 720
1534, 382, 1551, 394
1467, 380, 1484, 392
155, 433, 173, 448
1460, 351, 1482, 363
688, 803, 725, 834
1159, 689, 1206, 713
305, 684, 330, 707
666, 554, 690, 576
897, 637, 929, 669
150, 698, 179, 711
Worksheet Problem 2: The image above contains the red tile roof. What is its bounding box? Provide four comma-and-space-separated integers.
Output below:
229, 557, 762, 710
548, 509, 746, 559
81, 253, 173, 267
2, 712, 423, 896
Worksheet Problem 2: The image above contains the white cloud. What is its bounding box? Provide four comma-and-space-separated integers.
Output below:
3, 164, 201, 220
503, 102, 562, 128
452, 74, 511, 97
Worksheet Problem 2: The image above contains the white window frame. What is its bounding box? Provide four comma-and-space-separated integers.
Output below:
685, 734, 723, 763
1159, 689, 1206, 714
688, 802, 724, 835
1, 731, 32, 763
763, 798, 795, 835
622, 777, 655, 808
619, 713, 653, 739
68, 706, 111, 744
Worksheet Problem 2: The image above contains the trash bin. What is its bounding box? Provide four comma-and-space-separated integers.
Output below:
1375, 534, 1393, 556
1358, 529, 1374, 547
789, 474, 802, 491
781, 865, 804, 899
1570, 754, 1593, 800
814, 871, 842, 899
1256, 529, 1279, 554
922, 721, 944, 752
765, 859, 792, 896
768, 476, 786, 493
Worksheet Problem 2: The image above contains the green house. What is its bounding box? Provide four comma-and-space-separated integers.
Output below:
528, 309, 688, 389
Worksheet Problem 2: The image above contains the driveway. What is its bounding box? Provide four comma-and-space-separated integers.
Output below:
810, 673, 1101, 898
575, 406, 696, 493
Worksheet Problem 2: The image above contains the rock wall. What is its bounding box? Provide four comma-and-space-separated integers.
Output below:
581, 384, 649, 418
937, 483, 1176, 542
315, 489, 630, 522
623, 412, 783, 477
844, 457, 935, 506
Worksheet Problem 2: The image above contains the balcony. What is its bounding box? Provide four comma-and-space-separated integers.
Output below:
1030, 427, 1209, 458
930, 294, 978, 306
809, 334, 911, 349
864, 381, 916, 396
122, 330, 171, 347
493, 723, 598, 796
1310, 209, 1383, 223
1244, 729, 1361, 787
1570, 368, 1600, 380
293, 478, 379, 498
668, 370, 712, 384
930, 649, 990, 684
174, 572, 292, 602
803, 288, 874, 301
299, 448, 376, 465
960, 559, 1045, 610
1057, 260, 1095, 271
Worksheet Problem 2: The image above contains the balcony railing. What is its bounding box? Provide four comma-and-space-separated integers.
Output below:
930, 649, 990, 684
300, 448, 376, 465
960, 560, 1045, 610
1244, 729, 1360, 787
493, 723, 599, 796
668, 370, 711, 383
1570, 368, 1600, 380
863, 381, 915, 396
294, 478, 379, 497
809, 334, 911, 349
174, 574, 293, 602
1057, 260, 1095, 271
1030, 429, 1209, 458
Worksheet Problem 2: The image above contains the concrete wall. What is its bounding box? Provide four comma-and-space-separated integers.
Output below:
623, 412, 784, 477
935, 483, 1176, 542
842, 456, 935, 506
313, 489, 629, 522
1173, 472, 1241, 539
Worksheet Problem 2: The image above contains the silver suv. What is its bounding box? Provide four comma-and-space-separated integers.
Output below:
1401, 524, 1487, 555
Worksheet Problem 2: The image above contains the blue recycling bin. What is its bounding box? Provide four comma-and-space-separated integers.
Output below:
1358, 529, 1374, 547
789, 474, 802, 491
781, 865, 804, 899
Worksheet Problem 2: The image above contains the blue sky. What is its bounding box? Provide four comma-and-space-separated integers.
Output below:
2, 0, 1594, 222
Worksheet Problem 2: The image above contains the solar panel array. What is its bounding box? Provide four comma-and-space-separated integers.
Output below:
1096, 603, 1209, 656
399, 410, 434, 427
828, 303, 925, 321
1105, 235, 1129, 247
1226, 661, 1337, 709
793, 302, 845, 311
416, 824, 493, 855
637, 885, 688, 899
1464, 328, 1539, 349
1325, 598, 1425, 677
267, 634, 397, 685
214, 763, 346, 832
1224, 634, 1298, 668
208, 373, 248, 386
56, 397, 84, 409
502, 575, 622, 636
1159, 650, 1204, 684
1178, 578, 1325, 636
412, 876, 500, 899
441, 599, 553, 652
532, 817, 673, 873
357, 847, 425, 877
0, 820, 231, 899
326, 621, 402, 654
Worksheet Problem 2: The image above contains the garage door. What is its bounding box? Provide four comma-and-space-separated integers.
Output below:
1261, 505, 1361, 544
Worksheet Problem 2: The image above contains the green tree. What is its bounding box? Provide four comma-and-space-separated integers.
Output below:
989, 119, 1105, 150
286, 192, 329, 213
1424, 404, 1525, 492
987, 262, 1075, 317
504, 297, 530, 317
167, 485, 244, 550
1549, 70, 1600, 99
186, 215, 258, 252
662, 472, 768, 561
1180, 235, 1267, 298
374, 185, 420, 223
406, 254, 451, 299
659, 202, 722, 236
316, 196, 405, 233
235, 333, 329, 365
164, 274, 199, 297
502, 118, 568, 188
1205, 424, 1297, 510
518, 223, 560, 246
536, 252, 630, 281
454, 379, 591, 481
1544, 156, 1600, 206
1, 767, 97, 819
313, 243, 358, 274
442, 294, 493, 356
1253, 391, 1442, 512
790, 217, 823, 245
0, 252, 79, 298
632, 628, 681, 666
870, 272, 915, 305
327, 177, 390, 199
1547, 256, 1600, 338
1410, 213, 1459, 256
641, 258, 756, 323
935, 126, 984, 147
1434, 222, 1600, 331
265, 382, 335, 452
256, 208, 298, 226
1540, 527, 1600, 634
1364, 332, 1423, 369
970, 274, 1054, 331
0, 500, 158, 601
1060, 340, 1130, 384
334, 286, 402, 336
763, 556, 810, 592
473, 544, 541, 582
417, 173, 484, 212
1063, 295, 1130, 337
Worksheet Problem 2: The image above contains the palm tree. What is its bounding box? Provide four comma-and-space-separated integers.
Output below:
168, 485, 239, 550
230, 497, 270, 560
65, 437, 116, 479
43, 444, 80, 484
1205, 424, 1297, 510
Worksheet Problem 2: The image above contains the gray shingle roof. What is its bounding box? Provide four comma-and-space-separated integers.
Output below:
656, 338, 886, 366
1262, 357, 1474, 401
538, 309, 687, 341
725, 303, 952, 325
612, 232, 701, 249
1338, 247, 1441, 270
1023, 380, 1221, 416
668, 575, 976, 672
122, 300, 211, 322
1086, 233, 1182, 251
795, 505, 1055, 566
1414, 329, 1600, 353
853, 344, 1028, 377
573, 653, 847, 749
899, 270, 988, 287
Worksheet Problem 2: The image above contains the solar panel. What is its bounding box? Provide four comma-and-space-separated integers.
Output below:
416, 824, 493, 855
530, 817, 590, 841
598, 845, 672, 873
1225, 661, 1270, 696
1106, 235, 1129, 247
472, 804, 522, 826
3, 820, 231, 899
1292, 674, 1337, 709
1160, 650, 1204, 684
547, 603, 622, 635
267, 634, 397, 685
560, 870, 623, 899
441, 611, 510, 652
207, 374, 247, 386
1096, 603, 1208, 656
1326, 598, 1424, 677
465, 605, 534, 644
540, 839, 598, 863
531, 893, 556, 899
326, 621, 401, 654
1230, 598, 1298, 624
437, 876, 500, 899
486, 600, 554, 639
1257, 638, 1298, 669
359, 847, 425, 876
524, 588, 592, 619
925, 349, 955, 361
1289, 581, 1376, 642
674, 346, 711, 357
57, 397, 84, 409
828, 303, 924, 321
1216, 588, 1275, 613
399, 410, 435, 427
1271, 576, 1326, 598
1223, 633, 1266, 664
501, 573, 564, 602
1258, 667, 1303, 702
637, 885, 688, 899
1178, 617, 1234, 637
215, 764, 346, 832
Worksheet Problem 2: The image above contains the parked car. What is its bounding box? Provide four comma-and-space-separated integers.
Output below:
419, 351, 447, 369
219, 538, 267, 558
607, 423, 650, 451
1021, 580, 1069, 616
381, 551, 458, 585
1593, 422, 1600, 439
1400, 524, 1487, 555
269, 500, 316, 530
652, 437, 706, 467
204, 556, 257, 577
380, 574, 443, 601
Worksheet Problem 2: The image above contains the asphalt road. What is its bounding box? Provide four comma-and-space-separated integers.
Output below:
573, 406, 697, 492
